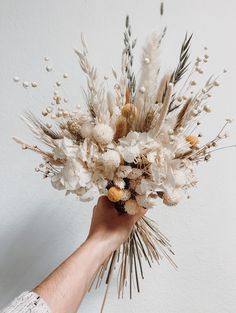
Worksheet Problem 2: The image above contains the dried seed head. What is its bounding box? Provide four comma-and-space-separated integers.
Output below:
121, 103, 137, 118
67, 119, 81, 137
107, 186, 124, 202
186, 135, 199, 147
92, 123, 114, 145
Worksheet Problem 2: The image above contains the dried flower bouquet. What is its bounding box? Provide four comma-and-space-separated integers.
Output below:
13, 13, 234, 308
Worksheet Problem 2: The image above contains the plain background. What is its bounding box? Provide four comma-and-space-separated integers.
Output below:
0, 1, 236, 312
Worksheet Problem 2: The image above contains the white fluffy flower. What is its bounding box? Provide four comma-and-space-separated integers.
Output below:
92, 123, 114, 145
100, 150, 120, 168
80, 122, 92, 138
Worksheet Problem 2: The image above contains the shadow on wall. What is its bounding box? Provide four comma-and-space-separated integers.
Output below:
0, 200, 90, 308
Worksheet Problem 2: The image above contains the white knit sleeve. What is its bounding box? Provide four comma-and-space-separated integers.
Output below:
0, 291, 52, 313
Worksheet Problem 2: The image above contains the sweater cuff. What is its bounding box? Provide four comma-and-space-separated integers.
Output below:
1, 291, 52, 313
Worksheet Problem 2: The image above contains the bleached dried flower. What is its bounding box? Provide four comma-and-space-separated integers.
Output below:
173, 170, 187, 188
100, 150, 120, 168
163, 191, 181, 206
127, 168, 143, 179
92, 123, 114, 145
80, 122, 92, 138
121, 189, 131, 201
136, 194, 158, 209
116, 165, 132, 178
113, 177, 126, 189
124, 199, 140, 215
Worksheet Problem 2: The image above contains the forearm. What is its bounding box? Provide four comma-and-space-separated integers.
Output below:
33, 235, 113, 313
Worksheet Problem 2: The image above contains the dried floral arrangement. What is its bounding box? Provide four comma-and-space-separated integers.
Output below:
13, 9, 234, 311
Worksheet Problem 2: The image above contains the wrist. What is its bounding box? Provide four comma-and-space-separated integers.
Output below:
85, 232, 118, 261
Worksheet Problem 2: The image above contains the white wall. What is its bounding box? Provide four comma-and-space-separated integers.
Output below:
0, 1, 236, 312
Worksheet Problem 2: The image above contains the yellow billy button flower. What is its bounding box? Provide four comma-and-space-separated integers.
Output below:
107, 186, 124, 202
186, 135, 199, 147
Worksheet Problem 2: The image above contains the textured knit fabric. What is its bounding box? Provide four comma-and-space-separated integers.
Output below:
0, 291, 52, 313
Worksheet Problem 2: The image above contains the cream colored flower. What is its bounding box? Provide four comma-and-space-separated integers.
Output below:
80, 122, 93, 138
124, 199, 141, 215
100, 150, 120, 168
163, 190, 181, 206
92, 123, 114, 145
127, 168, 143, 179
116, 165, 132, 178
136, 194, 158, 209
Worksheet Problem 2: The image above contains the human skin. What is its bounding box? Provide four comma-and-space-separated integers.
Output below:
33, 196, 145, 313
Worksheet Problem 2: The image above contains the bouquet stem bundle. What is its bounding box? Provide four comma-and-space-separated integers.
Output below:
91, 216, 176, 311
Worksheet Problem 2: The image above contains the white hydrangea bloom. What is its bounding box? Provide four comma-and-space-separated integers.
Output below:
117, 131, 160, 163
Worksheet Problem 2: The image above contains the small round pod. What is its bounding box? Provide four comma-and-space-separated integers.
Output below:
107, 186, 124, 202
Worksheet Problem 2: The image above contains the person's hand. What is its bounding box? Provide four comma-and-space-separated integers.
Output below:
87, 196, 146, 253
